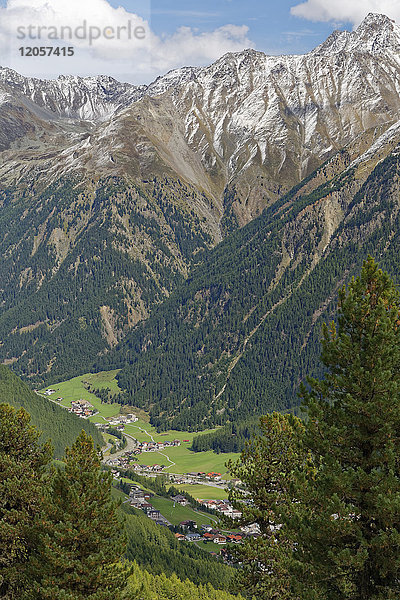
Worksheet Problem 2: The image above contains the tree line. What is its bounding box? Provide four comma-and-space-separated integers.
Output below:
191, 418, 261, 453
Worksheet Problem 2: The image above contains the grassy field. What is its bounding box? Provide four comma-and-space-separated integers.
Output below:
123, 420, 221, 445
81, 370, 121, 394
41, 371, 122, 418
134, 444, 237, 477
150, 496, 216, 527
176, 484, 229, 500
42, 371, 240, 480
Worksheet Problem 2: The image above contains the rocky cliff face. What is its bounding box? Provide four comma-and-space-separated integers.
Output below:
2, 13, 400, 222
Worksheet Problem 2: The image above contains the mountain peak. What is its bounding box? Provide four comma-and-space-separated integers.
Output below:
312, 13, 400, 55
354, 12, 399, 50
358, 12, 395, 30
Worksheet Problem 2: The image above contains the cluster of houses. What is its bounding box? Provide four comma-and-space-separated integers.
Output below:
128, 487, 245, 546
104, 438, 183, 470
111, 467, 228, 487
171, 489, 242, 519
128, 485, 153, 509
199, 499, 242, 519
108, 414, 138, 426
68, 400, 97, 419
122, 483, 260, 557
128, 485, 169, 525
175, 521, 261, 556
134, 463, 165, 473
169, 471, 224, 486
108, 456, 166, 472
175, 526, 244, 545
175, 521, 259, 550
133, 439, 181, 454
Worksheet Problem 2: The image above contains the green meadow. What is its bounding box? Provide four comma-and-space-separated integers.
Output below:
41, 370, 240, 480
176, 484, 229, 500
134, 445, 237, 477
150, 496, 217, 527
40, 371, 121, 418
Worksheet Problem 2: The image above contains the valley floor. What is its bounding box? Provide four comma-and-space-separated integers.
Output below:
40, 370, 239, 479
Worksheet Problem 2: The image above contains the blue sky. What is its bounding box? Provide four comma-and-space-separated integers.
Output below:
0, 0, 396, 82
112, 0, 350, 56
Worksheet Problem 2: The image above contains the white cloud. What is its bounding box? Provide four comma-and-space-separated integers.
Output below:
150, 25, 252, 73
291, 0, 400, 26
0, 0, 253, 83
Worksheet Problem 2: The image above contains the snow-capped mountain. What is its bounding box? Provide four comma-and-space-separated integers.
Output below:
1, 13, 400, 227
0, 65, 202, 121
312, 12, 400, 55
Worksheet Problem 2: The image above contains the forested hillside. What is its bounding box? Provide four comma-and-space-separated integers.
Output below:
191, 418, 261, 453
124, 561, 243, 600
0, 365, 103, 457
121, 502, 235, 590
0, 175, 214, 384
103, 144, 400, 430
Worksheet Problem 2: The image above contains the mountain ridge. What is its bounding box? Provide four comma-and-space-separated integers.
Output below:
2, 13, 400, 387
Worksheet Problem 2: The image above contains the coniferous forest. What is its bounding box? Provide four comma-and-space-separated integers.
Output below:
0, 365, 102, 458
227, 258, 400, 599
106, 154, 400, 431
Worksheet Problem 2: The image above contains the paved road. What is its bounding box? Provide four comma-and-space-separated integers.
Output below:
128, 424, 177, 470
103, 441, 113, 453
104, 433, 138, 462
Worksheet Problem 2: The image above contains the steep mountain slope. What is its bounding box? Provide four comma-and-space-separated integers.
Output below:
0, 68, 143, 120
0, 175, 213, 381
3, 14, 400, 222
164, 13, 400, 227
0, 365, 103, 457
2, 13, 400, 383
107, 123, 400, 430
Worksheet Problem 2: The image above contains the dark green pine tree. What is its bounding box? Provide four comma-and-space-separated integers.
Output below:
227, 412, 306, 600
0, 404, 52, 599
31, 430, 128, 600
292, 257, 400, 600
